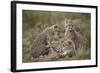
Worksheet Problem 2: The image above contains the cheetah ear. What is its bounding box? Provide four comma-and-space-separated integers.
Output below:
64, 18, 68, 24
54, 25, 58, 29
63, 43, 65, 46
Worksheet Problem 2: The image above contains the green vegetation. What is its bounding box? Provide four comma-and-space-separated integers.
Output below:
22, 10, 91, 63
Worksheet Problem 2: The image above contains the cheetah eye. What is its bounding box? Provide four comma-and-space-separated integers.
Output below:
52, 32, 54, 35
68, 41, 72, 45
71, 25, 74, 27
